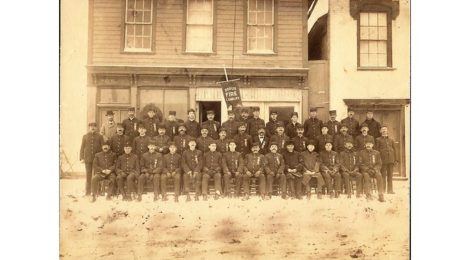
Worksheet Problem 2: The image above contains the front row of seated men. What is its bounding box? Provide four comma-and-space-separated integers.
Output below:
90, 137, 386, 203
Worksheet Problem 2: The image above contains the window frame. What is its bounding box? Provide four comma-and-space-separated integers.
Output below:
244, 0, 278, 55
121, 0, 157, 54
183, 0, 217, 54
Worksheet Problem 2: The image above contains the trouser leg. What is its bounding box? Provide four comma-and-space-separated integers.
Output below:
107, 174, 116, 196
234, 174, 242, 196
313, 173, 325, 193
85, 162, 93, 195
223, 174, 231, 195
195, 172, 202, 196
266, 174, 274, 194
354, 173, 363, 195
278, 174, 287, 195
173, 174, 181, 196
374, 171, 384, 195
322, 172, 332, 193
333, 172, 342, 194
294, 177, 302, 197
214, 172, 222, 193
137, 173, 148, 195
363, 172, 371, 195
382, 163, 394, 193
153, 174, 161, 197
202, 173, 210, 195
116, 173, 127, 196
183, 173, 191, 193
242, 175, 250, 195
161, 174, 168, 196
342, 172, 351, 195
127, 173, 137, 194
91, 174, 103, 196
258, 174, 266, 195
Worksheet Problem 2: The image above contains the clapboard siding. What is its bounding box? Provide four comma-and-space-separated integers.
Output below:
91, 0, 305, 68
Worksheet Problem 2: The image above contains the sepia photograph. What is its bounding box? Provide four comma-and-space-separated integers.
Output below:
60, 0, 410, 259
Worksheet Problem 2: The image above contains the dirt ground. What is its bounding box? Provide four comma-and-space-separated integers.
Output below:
60, 179, 409, 260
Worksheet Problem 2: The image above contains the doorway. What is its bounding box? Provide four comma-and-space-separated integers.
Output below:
199, 101, 222, 123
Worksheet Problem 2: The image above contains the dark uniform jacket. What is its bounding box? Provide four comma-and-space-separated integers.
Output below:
292, 135, 309, 153
285, 122, 301, 139
216, 138, 230, 154
238, 118, 250, 132
222, 151, 244, 174
361, 118, 381, 139
196, 136, 214, 153
334, 133, 354, 153
338, 149, 359, 173
233, 132, 252, 155
341, 117, 360, 137
355, 134, 375, 151
116, 153, 139, 175
358, 149, 382, 173
182, 149, 203, 173
266, 119, 279, 137
244, 153, 265, 174
252, 135, 270, 154
93, 151, 117, 175
140, 151, 163, 174
315, 134, 333, 152
174, 134, 192, 153
221, 119, 239, 139
80, 132, 105, 163
319, 150, 340, 172
300, 150, 320, 173
153, 134, 170, 154
375, 136, 396, 164
201, 120, 221, 140
203, 151, 223, 173
304, 117, 323, 140
247, 117, 266, 137
185, 119, 201, 138
164, 120, 180, 140
162, 153, 182, 174
133, 135, 151, 158
324, 120, 341, 137
110, 134, 129, 156
142, 116, 160, 137
264, 152, 285, 175
122, 117, 141, 140
283, 151, 304, 176
270, 134, 290, 153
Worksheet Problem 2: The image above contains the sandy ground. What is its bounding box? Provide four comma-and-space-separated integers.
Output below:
60, 179, 409, 260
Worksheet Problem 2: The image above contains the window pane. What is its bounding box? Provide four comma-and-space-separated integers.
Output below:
248, 26, 256, 38
135, 10, 143, 22
99, 88, 130, 104
368, 13, 378, 26
360, 53, 369, 67
369, 53, 378, 66
164, 90, 189, 119
136, 0, 143, 10
143, 11, 151, 23
186, 25, 213, 52
360, 13, 369, 26
134, 25, 142, 36
360, 41, 369, 54
369, 27, 378, 39
127, 24, 135, 36
143, 37, 151, 49
127, 10, 135, 22
378, 41, 387, 54
369, 41, 377, 54
257, 11, 265, 25
265, 29, 273, 50
248, 11, 256, 24
248, 37, 257, 51
135, 37, 143, 48
143, 25, 151, 36
248, 0, 256, 11
360, 27, 369, 40
187, 0, 212, 24
265, 11, 273, 24
378, 26, 387, 40
378, 13, 387, 26
265, 0, 273, 12
378, 54, 387, 67
257, 37, 264, 50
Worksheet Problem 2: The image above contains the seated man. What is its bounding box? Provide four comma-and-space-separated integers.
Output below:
154, 124, 170, 154
162, 142, 182, 202
138, 140, 163, 201
300, 140, 325, 199
358, 141, 385, 202
284, 141, 304, 199
91, 141, 117, 202
116, 143, 140, 201
181, 139, 203, 201
222, 139, 244, 198
319, 142, 341, 198
202, 141, 223, 200
264, 142, 286, 199
243, 143, 267, 200
338, 140, 362, 198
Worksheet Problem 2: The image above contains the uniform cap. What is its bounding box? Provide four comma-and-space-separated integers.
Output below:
340, 124, 349, 130
285, 140, 295, 146
201, 125, 209, 130
252, 106, 260, 112
128, 107, 136, 112
116, 123, 124, 128
106, 110, 114, 116
296, 124, 304, 129
124, 142, 132, 147
329, 110, 337, 116
157, 124, 166, 129
257, 127, 266, 132
88, 122, 97, 127
276, 122, 285, 128
102, 141, 111, 147
269, 142, 279, 147
138, 123, 146, 129
148, 140, 157, 146
168, 142, 177, 147
219, 127, 227, 133
206, 110, 215, 115
270, 111, 278, 115
347, 107, 354, 112
227, 110, 235, 115
345, 140, 354, 145
309, 107, 318, 112
360, 124, 369, 130
238, 123, 247, 128
251, 142, 260, 148
169, 111, 176, 116
307, 139, 316, 146
227, 139, 236, 144
290, 112, 299, 117
208, 140, 217, 145
241, 108, 249, 113
188, 138, 197, 143
178, 124, 187, 130
187, 108, 196, 113
148, 108, 156, 112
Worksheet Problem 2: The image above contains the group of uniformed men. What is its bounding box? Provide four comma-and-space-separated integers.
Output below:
80, 106, 398, 203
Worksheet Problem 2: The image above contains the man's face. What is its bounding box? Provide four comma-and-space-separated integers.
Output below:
209, 144, 217, 152
168, 115, 175, 121
330, 115, 336, 121
158, 128, 166, 135
102, 145, 110, 152
270, 145, 278, 153
201, 129, 208, 137
286, 145, 294, 152
138, 127, 146, 135
169, 145, 177, 153
366, 112, 373, 119
325, 143, 333, 151
148, 145, 156, 152
291, 115, 298, 123
253, 111, 260, 118
228, 142, 237, 152
148, 111, 155, 118
219, 131, 227, 139
270, 113, 278, 120
188, 112, 195, 120
345, 142, 353, 150
188, 141, 196, 150
361, 127, 369, 135
340, 127, 348, 134
309, 111, 317, 118
128, 111, 135, 118
258, 130, 265, 137
107, 115, 114, 121
297, 128, 304, 136
124, 146, 132, 154
348, 111, 355, 118
207, 113, 215, 120
241, 112, 248, 119
89, 126, 97, 133
238, 126, 246, 133
116, 127, 124, 135
307, 144, 315, 152
381, 127, 388, 136
321, 127, 328, 134
228, 113, 235, 120
251, 146, 260, 153
276, 127, 284, 135
365, 142, 374, 150
178, 127, 186, 135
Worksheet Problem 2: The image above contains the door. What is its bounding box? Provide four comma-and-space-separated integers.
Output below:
199, 101, 221, 123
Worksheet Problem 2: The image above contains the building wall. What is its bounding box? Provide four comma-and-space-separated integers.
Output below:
90, 0, 305, 68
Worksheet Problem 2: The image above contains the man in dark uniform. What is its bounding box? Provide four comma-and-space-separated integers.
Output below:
182, 138, 203, 201
252, 127, 270, 155
247, 107, 265, 137
358, 141, 385, 202
264, 142, 285, 199
196, 126, 214, 153
238, 108, 250, 133
90, 141, 117, 202
216, 128, 230, 154
201, 110, 220, 140
266, 111, 279, 138
338, 140, 362, 198
284, 141, 304, 199
116, 143, 140, 201
300, 140, 324, 199
292, 124, 309, 153
110, 123, 129, 156
221, 110, 239, 139
304, 107, 323, 140
184, 108, 200, 138
319, 142, 341, 198
243, 143, 267, 200
202, 141, 223, 200
375, 126, 398, 194
142, 108, 160, 137
137, 140, 163, 201
154, 124, 170, 154
285, 112, 301, 139
315, 126, 333, 153
162, 142, 182, 202
233, 123, 252, 156
222, 140, 244, 197
355, 124, 375, 151
341, 108, 360, 137
270, 122, 290, 154
80, 122, 105, 195
132, 124, 150, 159
361, 110, 381, 139
122, 107, 141, 141
174, 124, 191, 153
334, 125, 354, 153
165, 111, 180, 140
325, 110, 341, 137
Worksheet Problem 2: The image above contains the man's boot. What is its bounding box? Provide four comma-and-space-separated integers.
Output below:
317, 193, 322, 199
174, 196, 179, 202
242, 194, 249, 201
153, 195, 159, 201
186, 195, 191, 202
195, 195, 199, 201
90, 195, 96, 203
203, 195, 208, 201
378, 194, 385, 202
137, 194, 142, 201
162, 195, 168, 201
366, 194, 373, 200
281, 193, 287, 200
347, 193, 352, 199
307, 193, 311, 200
329, 191, 334, 199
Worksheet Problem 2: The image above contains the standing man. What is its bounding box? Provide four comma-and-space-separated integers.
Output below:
338, 141, 362, 198
182, 139, 203, 201
270, 122, 290, 154
361, 110, 381, 139
319, 142, 341, 198
80, 122, 104, 196
110, 123, 130, 156
221, 110, 239, 139
90, 141, 117, 202
143, 108, 160, 138
264, 142, 286, 199
137, 140, 163, 201
355, 124, 375, 151
315, 126, 333, 153
243, 143, 267, 200
325, 110, 341, 137
216, 128, 230, 154
248, 107, 265, 137
285, 112, 301, 139
233, 123, 252, 156
132, 124, 151, 159
252, 128, 270, 155
375, 126, 398, 194
238, 108, 250, 133
341, 108, 360, 137
266, 111, 280, 138
222, 140, 244, 198
116, 143, 140, 201
122, 107, 141, 141
202, 141, 223, 200
201, 110, 221, 140
196, 126, 214, 153
334, 125, 354, 153
174, 124, 191, 153
292, 124, 309, 153
154, 124, 170, 154
161, 143, 182, 202
165, 111, 180, 140
300, 140, 324, 199
185, 108, 200, 138
358, 141, 385, 202
304, 107, 323, 141
284, 141, 304, 199
100, 110, 117, 142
